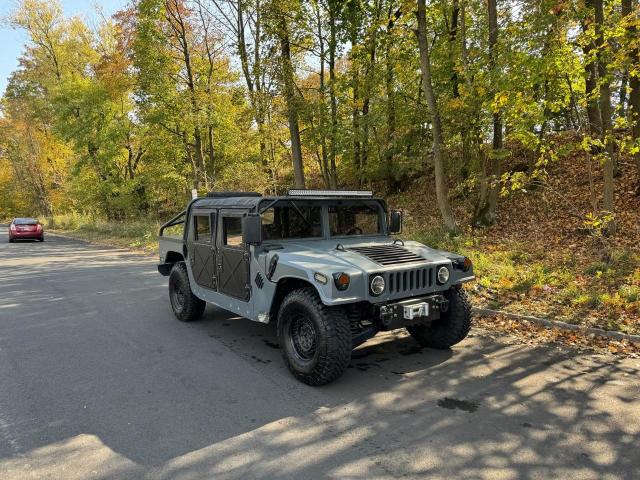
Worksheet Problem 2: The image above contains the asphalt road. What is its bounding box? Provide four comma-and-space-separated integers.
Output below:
0, 228, 638, 480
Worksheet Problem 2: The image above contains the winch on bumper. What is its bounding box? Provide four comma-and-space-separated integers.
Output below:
376, 294, 448, 330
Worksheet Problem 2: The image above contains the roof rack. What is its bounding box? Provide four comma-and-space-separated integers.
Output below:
287, 189, 373, 197
206, 191, 262, 198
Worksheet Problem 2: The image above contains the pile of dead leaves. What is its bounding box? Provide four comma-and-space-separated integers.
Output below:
474, 314, 640, 358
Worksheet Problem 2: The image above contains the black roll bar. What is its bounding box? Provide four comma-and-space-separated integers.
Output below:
158, 210, 186, 237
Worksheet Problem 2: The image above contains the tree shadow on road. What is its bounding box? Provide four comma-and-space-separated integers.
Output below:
1, 233, 638, 479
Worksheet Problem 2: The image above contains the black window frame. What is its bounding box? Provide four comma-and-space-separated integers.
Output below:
193, 214, 212, 244
260, 200, 324, 241
221, 215, 244, 248
327, 200, 385, 238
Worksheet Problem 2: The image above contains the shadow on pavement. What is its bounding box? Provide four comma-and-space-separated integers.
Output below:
0, 229, 638, 479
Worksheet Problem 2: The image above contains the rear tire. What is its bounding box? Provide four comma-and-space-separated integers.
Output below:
169, 262, 206, 322
407, 287, 472, 349
277, 288, 351, 386
8, 238, 13, 243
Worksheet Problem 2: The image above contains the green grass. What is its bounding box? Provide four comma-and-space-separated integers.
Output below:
45, 213, 160, 253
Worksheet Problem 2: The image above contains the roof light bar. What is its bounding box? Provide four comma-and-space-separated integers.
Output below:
287, 189, 373, 197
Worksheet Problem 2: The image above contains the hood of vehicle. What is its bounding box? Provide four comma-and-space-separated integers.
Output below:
261, 237, 453, 275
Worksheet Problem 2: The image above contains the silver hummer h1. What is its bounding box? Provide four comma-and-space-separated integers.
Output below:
158, 190, 474, 385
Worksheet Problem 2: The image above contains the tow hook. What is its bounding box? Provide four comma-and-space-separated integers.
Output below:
431, 294, 449, 312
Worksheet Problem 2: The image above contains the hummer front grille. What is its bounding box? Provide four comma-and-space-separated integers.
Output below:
387, 267, 435, 294
349, 244, 426, 266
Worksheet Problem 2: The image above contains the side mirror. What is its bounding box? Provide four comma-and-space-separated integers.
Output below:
389, 210, 403, 234
242, 214, 262, 245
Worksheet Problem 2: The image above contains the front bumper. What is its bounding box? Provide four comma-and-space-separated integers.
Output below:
376, 294, 448, 330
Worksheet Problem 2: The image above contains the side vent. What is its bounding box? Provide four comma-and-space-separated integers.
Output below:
255, 272, 265, 289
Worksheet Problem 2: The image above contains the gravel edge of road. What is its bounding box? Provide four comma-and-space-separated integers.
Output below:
474, 307, 640, 343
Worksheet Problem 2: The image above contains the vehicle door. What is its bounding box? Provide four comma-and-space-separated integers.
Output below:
189, 211, 217, 290
217, 211, 250, 301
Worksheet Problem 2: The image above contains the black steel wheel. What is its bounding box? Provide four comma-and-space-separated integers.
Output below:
168, 261, 206, 322
289, 310, 318, 362
277, 288, 351, 386
169, 275, 186, 309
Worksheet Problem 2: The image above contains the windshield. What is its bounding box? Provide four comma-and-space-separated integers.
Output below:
262, 201, 322, 240
14, 218, 38, 225
329, 201, 383, 237
260, 199, 385, 240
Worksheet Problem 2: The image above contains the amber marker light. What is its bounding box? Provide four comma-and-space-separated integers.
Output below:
333, 272, 350, 291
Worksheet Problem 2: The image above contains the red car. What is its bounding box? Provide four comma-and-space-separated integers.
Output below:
9, 218, 44, 242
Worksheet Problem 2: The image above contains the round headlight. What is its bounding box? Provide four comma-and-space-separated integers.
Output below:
437, 266, 450, 284
370, 275, 385, 295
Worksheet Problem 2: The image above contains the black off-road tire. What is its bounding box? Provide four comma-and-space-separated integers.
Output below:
277, 288, 351, 386
169, 262, 206, 322
407, 287, 472, 349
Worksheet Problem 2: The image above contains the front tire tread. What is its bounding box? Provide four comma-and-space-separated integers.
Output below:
407, 287, 472, 349
278, 288, 351, 386
169, 261, 206, 322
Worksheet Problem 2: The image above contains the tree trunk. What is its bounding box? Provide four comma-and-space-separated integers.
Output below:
623, 0, 640, 182
182, 130, 199, 189
349, 0, 362, 186
361, 0, 381, 180
237, 0, 254, 94
583, 0, 602, 137
328, 0, 339, 188
315, 1, 331, 188
193, 127, 207, 189
595, 0, 616, 233
487, 0, 501, 219
26, 129, 52, 216
237, 0, 268, 168
619, 70, 628, 120
207, 125, 216, 183
167, 0, 207, 188
473, 0, 501, 226
278, 17, 305, 188
384, 4, 400, 192
126, 143, 136, 180
459, 0, 473, 178
416, 0, 458, 233
352, 75, 361, 186
449, 0, 460, 98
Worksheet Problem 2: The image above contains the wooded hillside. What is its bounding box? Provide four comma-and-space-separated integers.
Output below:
2, 0, 638, 333
1, 0, 638, 229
